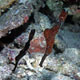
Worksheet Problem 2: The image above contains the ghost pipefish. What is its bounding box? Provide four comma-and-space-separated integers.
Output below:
39, 10, 68, 67
12, 29, 35, 72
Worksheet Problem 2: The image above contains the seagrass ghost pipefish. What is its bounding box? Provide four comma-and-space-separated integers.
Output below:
12, 29, 35, 72
39, 10, 68, 67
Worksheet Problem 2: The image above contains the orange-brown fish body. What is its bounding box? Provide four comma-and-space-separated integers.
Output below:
44, 25, 60, 55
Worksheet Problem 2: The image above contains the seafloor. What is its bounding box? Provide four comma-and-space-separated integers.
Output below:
0, 0, 80, 80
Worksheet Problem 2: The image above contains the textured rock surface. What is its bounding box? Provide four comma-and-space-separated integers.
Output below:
55, 25, 80, 51
51, 73, 75, 80
0, 0, 16, 15
0, 0, 45, 38
47, 0, 63, 20
0, 1, 32, 38
0, 0, 80, 80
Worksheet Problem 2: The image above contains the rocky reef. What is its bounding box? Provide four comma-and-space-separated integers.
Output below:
0, 0, 80, 80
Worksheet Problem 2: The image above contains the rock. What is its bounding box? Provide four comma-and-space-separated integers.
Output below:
14, 12, 52, 53
38, 69, 55, 80
16, 68, 26, 78
0, 0, 45, 38
0, 0, 16, 16
0, 54, 8, 64
29, 75, 39, 80
38, 13, 52, 30
0, 64, 12, 79
55, 28, 80, 51
51, 73, 75, 80
45, 56, 62, 72
74, 72, 80, 80
59, 61, 78, 76
55, 34, 67, 52
19, 0, 27, 4
14, 32, 29, 47
0, 48, 19, 79
44, 53, 78, 77
0, 1, 80, 80
63, 24, 80, 33
5, 74, 29, 80
1, 48, 20, 62
65, 5, 80, 24
0, 0, 33, 38
61, 48, 80, 65
46, 0, 63, 20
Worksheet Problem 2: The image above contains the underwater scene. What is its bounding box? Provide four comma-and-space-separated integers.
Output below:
0, 0, 80, 80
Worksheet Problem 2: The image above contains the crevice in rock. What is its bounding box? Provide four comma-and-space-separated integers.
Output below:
39, 4, 56, 23
53, 44, 64, 55
65, 15, 75, 24
13, 42, 20, 48
0, 13, 35, 44
0, 41, 4, 52
62, 0, 80, 6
